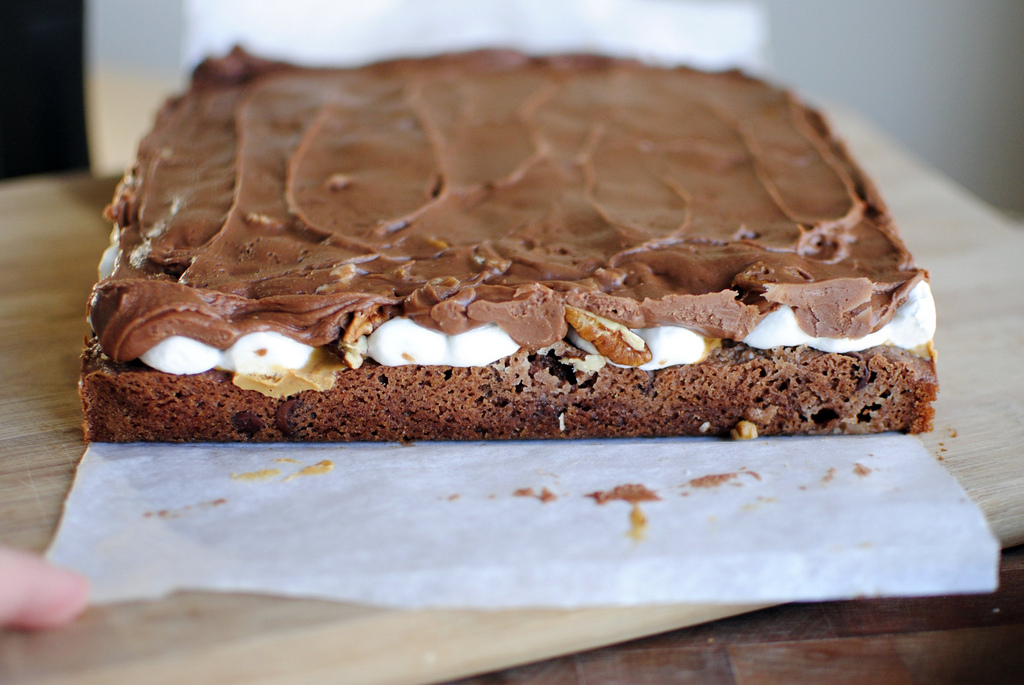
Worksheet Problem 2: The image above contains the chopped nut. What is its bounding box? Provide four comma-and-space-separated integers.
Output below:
560, 353, 607, 373
730, 420, 759, 440
426, 276, 460, 289
341, 335, 369, 369
564, 306, 652, 367
699, 421, 711, 434
244, 212, 285, 229
326, 173, 353, 190
343, 307, 387, 344
329, 263, 359, 283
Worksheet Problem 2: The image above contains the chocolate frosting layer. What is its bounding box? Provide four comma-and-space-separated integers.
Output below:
92, 48, 925, 362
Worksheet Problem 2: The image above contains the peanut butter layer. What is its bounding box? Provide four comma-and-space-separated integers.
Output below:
92, 49, 925, 363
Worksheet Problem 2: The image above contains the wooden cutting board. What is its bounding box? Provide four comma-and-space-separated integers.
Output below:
1, 110, 1022, 685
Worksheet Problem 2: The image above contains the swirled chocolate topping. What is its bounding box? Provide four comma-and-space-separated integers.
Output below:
92, 48, 925, 363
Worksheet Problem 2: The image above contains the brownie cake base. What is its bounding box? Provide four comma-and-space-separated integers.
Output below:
81, 339, 936, 443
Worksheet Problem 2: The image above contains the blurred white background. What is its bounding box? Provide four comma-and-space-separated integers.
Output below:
85, 0, 1024, 213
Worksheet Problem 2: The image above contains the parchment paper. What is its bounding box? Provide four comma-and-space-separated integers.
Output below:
48, 435, 998, 608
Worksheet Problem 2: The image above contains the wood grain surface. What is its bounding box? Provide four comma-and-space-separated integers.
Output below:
0, 109, 1022, 684
451, 546, 1024, 685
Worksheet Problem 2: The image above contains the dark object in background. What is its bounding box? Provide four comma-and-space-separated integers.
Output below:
0, 0, 89, 179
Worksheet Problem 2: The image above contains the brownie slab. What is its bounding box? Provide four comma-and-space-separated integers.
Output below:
82, 49, 937, 442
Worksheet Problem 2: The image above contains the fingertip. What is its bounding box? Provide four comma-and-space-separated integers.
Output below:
17, 565, 91, 630
0, 549, 91, 631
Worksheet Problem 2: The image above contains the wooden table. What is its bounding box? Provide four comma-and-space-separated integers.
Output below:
1, 109, 1023, 684
451, 546, 1024, 684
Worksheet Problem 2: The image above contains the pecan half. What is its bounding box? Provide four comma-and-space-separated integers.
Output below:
336, 307, 388, 369
343, 307, 387, 344
564, 306, 651, 367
